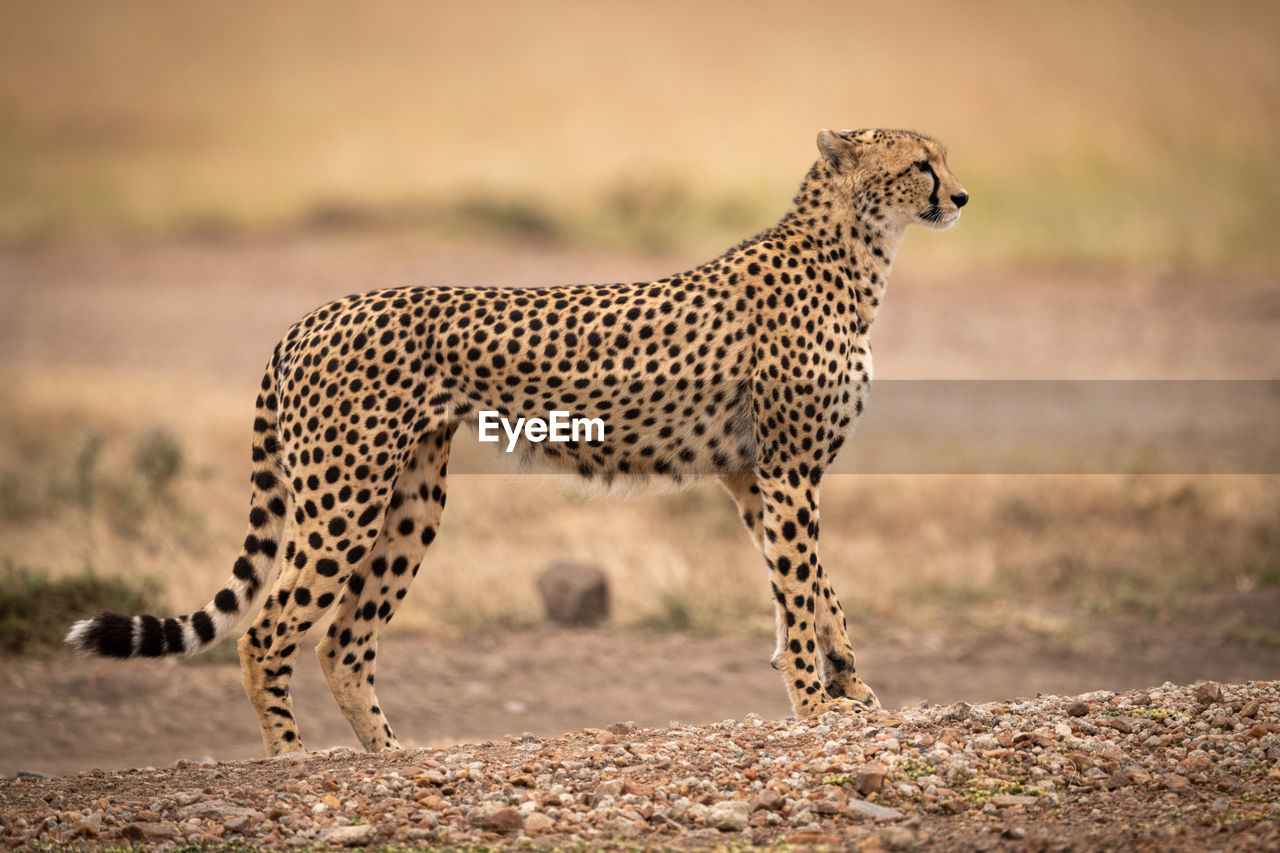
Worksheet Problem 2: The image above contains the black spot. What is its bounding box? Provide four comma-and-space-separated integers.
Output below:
214, 588, 238, 613
254, 471, 277, 491
294, 587, 311, 606
137, 615, 165, 657
163, 617, 184, 653
233, 557, 255, 581
316, 559, 340, 577
191, 610, 215, 644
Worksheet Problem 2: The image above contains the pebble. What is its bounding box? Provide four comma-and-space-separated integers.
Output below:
320, 823, 376, 847
1, 681, 1276, 850
846, 798, 904, 821
1195, 681, 1224, 704
707, 799, 751, 831
472, 805, 524, 833
858, 761, 890, 795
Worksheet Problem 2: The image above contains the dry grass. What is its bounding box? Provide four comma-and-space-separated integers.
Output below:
1, 1, 1278, 271
3, 368, 1276, 651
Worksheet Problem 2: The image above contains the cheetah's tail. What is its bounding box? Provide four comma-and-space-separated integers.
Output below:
65, 350, 291, 659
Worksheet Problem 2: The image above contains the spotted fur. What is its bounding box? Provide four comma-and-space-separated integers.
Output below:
66, 128, 967, 755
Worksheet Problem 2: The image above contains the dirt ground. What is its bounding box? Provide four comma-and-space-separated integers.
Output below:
1, 235, 1278, 781
4, 611, 1280, 778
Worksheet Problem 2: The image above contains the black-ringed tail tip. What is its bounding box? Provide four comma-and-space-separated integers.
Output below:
65, 610, 219, 658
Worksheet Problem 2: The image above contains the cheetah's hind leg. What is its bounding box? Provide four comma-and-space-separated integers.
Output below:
316, 424, 456, 752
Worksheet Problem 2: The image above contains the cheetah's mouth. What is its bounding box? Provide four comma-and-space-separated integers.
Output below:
916, 205, 960, 230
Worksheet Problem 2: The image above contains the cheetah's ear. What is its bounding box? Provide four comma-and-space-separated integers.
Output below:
817, 128, 859, 170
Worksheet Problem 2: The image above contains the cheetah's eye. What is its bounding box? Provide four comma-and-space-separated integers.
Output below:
914, 160, 933, 174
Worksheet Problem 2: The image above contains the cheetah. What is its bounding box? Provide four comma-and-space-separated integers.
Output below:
66, 129, 968, 756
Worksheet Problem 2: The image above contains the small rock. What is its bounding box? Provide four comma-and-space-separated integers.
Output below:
473, 806, 524, 833
524, 812, 554, 834
858, 761, 889, 795
1079, 690, 1115, 702
1240, 699, 1262, 718
182, 800, 261, 820
1066, 701, 1089, 717
942, 701, 972, 721
879, 823, 919, 851
607, 721, 638, 735
990, 795, 1038, 808
1053, 722, 1073, 738
1107, 716, 1134, 734
1180, 752, 1212, 774
1195, 681, 1223, 704
321, 823, 376, 847
122, 822, 179, 841
224, 815, 254, 833
811, 800, 842, 816
846, 799, 903, 821
67, 817, 101, 839
707, 800, 751, 832
1106, 769, 1131, 790
536, 561, 610, 626
14, 770, 50, 779
751, 790, 782, 812
788, 831, 844, 845
1164, 774, 1192, 790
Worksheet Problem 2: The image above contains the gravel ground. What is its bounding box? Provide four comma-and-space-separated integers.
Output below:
1, 680, 1277, 851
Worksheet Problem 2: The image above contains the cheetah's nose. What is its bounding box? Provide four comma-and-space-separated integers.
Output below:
951, 191, 969, 208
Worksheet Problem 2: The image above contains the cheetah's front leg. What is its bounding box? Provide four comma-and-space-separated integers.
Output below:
723, 472, 878, 716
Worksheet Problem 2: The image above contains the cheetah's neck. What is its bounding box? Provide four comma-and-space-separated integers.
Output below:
773, 161, 909, 334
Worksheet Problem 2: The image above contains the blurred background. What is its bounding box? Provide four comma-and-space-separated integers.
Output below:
1, 0, 1277, 772
1, 0, 1278, 269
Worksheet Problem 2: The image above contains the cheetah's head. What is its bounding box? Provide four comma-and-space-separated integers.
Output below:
816, 128, 968, 230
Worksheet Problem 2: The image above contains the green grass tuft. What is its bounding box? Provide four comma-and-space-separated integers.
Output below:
0, 560, 161, 655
